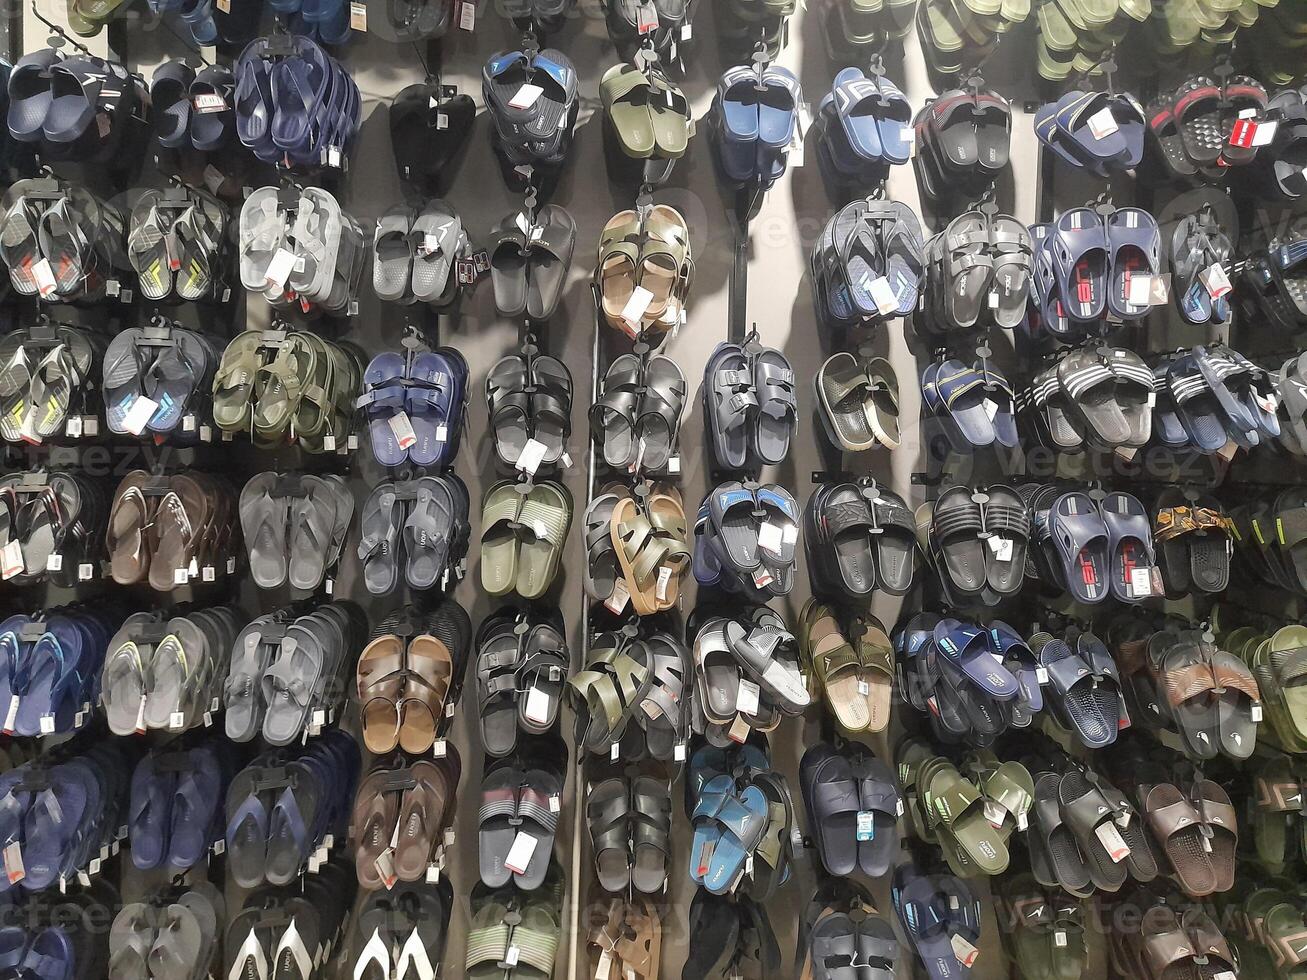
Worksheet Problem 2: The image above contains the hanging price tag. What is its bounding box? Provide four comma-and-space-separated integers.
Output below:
1087, 107, 1119, 140
509, 84, 544, 110
503, 833, 538, 875
389, 412, 417, 450
1201, 263, 1231, 299
31, 258, 57, 298
515, 438, 548, 476
264, 248, 297, 289
193, 92, 227, 113
122, 396, 159, 436
0, 541, 22, 581
605, 578, 631, 615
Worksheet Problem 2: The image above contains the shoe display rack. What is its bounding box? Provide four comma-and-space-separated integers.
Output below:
3, 0, 1307, 978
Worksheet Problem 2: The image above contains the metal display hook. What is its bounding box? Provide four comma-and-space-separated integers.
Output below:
31, 0, 93, 56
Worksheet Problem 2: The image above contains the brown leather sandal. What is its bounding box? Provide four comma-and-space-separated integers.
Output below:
589, 897, 661, 980
399, 635, 453, 755
351, 766, 403, 890
358, 635, 407, 754
394, 752, 461, 882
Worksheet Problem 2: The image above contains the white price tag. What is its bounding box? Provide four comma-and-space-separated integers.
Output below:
509, 84, 544, 110
388, 412, 417, 450
855, 811, 876, 841
868, 276, 898, 315
987, 536, 1013, 561
0, 541, 22, 581
503, 833, 537, 875
515, 438, 548, 476
3, 842, 23, 884
984, 800, 1007, 829
1054, 931, 1068, 948
1252, 120, 1278, 146
1126, 274, 1153, 307
1252, 704, 1263, 722
524, 686, 551, 725
1129, 567, 1154, 598
1201, 262, 1231, 299
605, 578, 631, 615
1095, 821, 1131, 862
736, 679, 761, 716
619, 286, 654, 329
192, 92, 227, 113
655, 566, 672, 600
264, 248, 297, 289
32, 258, 56, 298
757, 522, 783, 556
1036, 667, 1050, 685
45, 554, 61, 573
2, 696, 18, 734
122, 396, 159, 436
349, 0, 367, 29
458, 0, 475, 29
950, 934, 979, 968
1087, 106, 1119, 140
38, 715, 54, 735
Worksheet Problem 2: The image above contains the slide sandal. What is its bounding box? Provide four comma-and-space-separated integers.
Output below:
408, 348, 465, 469
1105, 207, 1159, 319
932, 618, 1018, 700
1167, 354, 1228, 452
1056, 769, 1126, 893
849, 752, 899, 877
1100, 491, 1155, 602
1056, 348, 1129, 447
1049, 207, 1107, 322
800, 745, 860, 877
1048, 491, 1109, 603
1143, 783, 1216, 897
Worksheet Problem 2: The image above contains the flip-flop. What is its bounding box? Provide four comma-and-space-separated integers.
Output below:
239, 473, 290, 589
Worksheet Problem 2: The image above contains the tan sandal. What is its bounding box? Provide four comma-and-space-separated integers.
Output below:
357, 635, 407, 754
800, 599, 871, 733
853, 614, 895, 733
398, 635, 453, 755
611, 490, 689, 615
